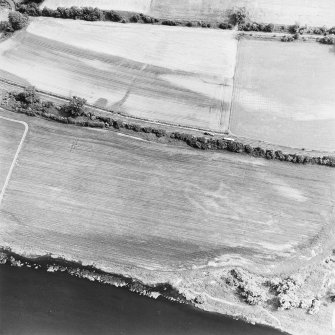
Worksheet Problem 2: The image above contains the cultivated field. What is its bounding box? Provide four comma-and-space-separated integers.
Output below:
150, 0, 335, 26
0, 17, 237, 131
230, 39, 335, 152
0, 110, 334, 276
41, 0, 335, 27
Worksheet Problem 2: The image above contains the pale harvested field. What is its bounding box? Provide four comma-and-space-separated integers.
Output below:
0, 17, 236, 131
230, 39, 335, 152
1, 110, 334, 275
150, 0, 335, 26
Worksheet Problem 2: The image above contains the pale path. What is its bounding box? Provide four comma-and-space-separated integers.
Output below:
0, 113, 29, 205
190, 289, 282, 328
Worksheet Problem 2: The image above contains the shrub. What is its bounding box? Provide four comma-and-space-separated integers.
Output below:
17, 3, 41, 16
130, 14, 141, 23
61, 96, 86, 117
281, 35, 294, 42
14, 86, 39, 104
318, 36, 335, 44
218, 22, 232, 30
252, 147, 265, 157
265, 150, 275, 160
162, 20, 177, 26
328, 27, 335, 35
229, 7, 249, 25
185, 22, 193, 27
105, 10, 122, 22
289, 24, 300, 34
264, 23, 275, 32
227, 141, 244, 153
8, 11, 29, 31
140, 13, 158, 24
152, 129, 166, 138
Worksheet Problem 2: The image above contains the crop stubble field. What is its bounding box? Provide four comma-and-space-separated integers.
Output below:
41, 0, 335, 26
0, 110, 334, 276
0, 18, 236, 132
231, 39, 335, 152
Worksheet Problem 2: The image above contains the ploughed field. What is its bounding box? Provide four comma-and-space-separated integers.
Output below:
0, 17, 237, 132
41, 0, 335, 26
231, 39, 335, 152
1, 111, 334, 275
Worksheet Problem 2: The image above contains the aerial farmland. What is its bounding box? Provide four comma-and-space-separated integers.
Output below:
0, 1, 335, 335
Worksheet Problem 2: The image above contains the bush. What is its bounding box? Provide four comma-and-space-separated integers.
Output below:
252, 147, 265, 157
289, 24, 300, 34
318, 36, 335, 44
281, 35, 295, 42
218, 22, 233, 30
130, 14, 141, 23
8, 11, 29, 31
162, 20, 177, 26
61, 96, 86, 117
229, 7, 249, 25
105, 10, 123, 22
17, 3, 41, 16
140, 13, 158, 24
264, 23, 275, 32
14, 86, 39, 104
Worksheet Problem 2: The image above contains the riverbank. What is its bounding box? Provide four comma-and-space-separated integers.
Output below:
1, 247, 334, 335
0, 249, 288, 335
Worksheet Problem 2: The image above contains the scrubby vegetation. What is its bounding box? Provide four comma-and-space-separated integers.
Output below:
60, 96, 87, 117
239, 22, 274, 33
4, 87, 335, 168
281, 35, 295, 42
15, 4, 233, 30
268, 277, 303, 310
228, 7, 249, 26
318, 35, 335, 44
0, 11, 29, 34
226, 269, 265, 305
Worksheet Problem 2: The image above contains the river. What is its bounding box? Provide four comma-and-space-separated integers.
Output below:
0, 264, 287, 335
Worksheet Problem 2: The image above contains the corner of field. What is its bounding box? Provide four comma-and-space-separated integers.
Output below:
0, 113, 29, 206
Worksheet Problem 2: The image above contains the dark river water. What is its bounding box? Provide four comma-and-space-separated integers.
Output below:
0, 265, 286, 335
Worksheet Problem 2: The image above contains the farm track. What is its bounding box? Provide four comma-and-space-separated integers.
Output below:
0, 109, 334, 277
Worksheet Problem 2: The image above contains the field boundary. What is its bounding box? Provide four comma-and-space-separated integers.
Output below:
2, 79, 335, 167
0, 112, 28, 206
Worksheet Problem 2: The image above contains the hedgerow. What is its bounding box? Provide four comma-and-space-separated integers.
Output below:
6, 87, 335, 168
15, 4, 233, 30
318, 36, 335, 44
